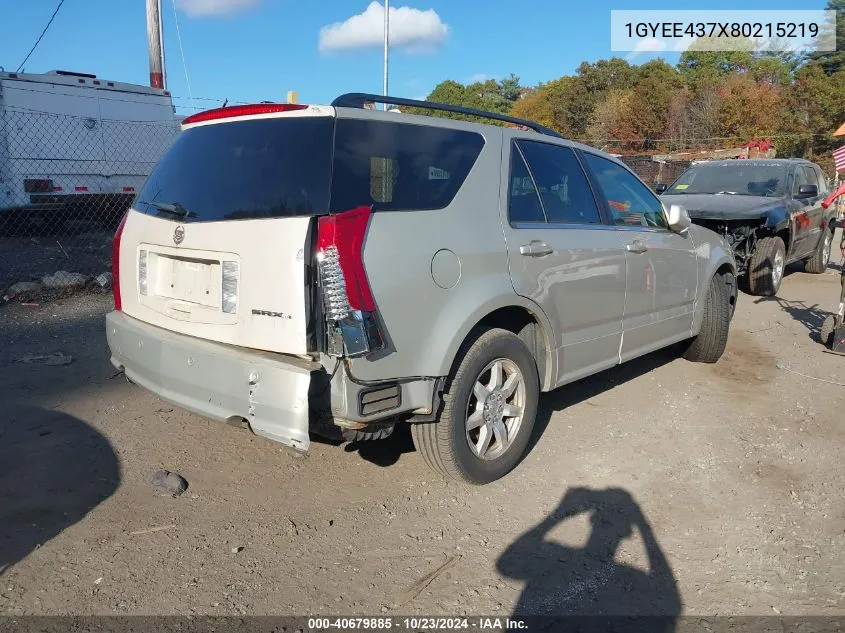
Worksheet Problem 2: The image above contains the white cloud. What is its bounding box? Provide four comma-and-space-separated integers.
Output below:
176, 0, 259, 17
673, 37, 693, 52
467, 73, 490, 83
625, 37, 667, 61
319, 2, 449, 54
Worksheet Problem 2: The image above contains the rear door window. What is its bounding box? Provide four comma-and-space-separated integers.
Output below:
135, 117, 334, 222
517, 141, 602, 225
330, 119, 485, 212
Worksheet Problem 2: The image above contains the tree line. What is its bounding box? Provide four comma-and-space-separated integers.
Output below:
413, 0, 845, 173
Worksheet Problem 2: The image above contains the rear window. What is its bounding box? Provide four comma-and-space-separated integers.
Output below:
330, 119, 485, 212
135, 116, 485, 222
135, 117, 334, 222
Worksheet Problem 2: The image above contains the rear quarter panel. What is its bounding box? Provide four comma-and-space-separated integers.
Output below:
348, 119, 550, 382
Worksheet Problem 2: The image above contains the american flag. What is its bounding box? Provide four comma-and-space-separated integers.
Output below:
834, 144, 845, 172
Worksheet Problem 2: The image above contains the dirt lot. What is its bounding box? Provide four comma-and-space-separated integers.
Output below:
1, 252, 845, 618
0, 232, 114, 290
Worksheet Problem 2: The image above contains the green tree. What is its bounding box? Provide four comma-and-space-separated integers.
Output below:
577, 57, 638, 94
497, 73, 523, 103
415, 76, 523, 122
780, 64, 845, 166
678, 39, 754, 86
809, 0, 845, 75
753, 37, 805, 80
750, 54, 796, 86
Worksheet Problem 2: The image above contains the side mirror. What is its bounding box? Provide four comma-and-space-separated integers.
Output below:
796, 184, 818, 198
654, 183, 668, 194
666, 204, 691, 234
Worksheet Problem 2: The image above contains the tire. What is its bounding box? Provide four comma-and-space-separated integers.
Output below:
411, 328, 539, 484
804, 228, 833, 274
747, 236, 786, 296
820, 315, 837, 348
684, 274, 730, 363
724, 271, 737, 321
342, 424, 394, 442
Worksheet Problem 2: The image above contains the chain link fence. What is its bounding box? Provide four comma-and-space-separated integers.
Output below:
618, 155, 692, 188
1, 108, 180, 300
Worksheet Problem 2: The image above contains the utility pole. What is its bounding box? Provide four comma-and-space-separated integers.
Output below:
383, 0, 389, 107
146, 0, 166, 90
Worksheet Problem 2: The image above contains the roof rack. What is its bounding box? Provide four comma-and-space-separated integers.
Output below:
332, 93, 563, 139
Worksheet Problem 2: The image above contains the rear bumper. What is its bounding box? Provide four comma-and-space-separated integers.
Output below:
106, 311, 441, 448
106, 310, 316, 450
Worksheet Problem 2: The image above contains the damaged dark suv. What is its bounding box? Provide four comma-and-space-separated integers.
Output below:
657, 159, 832, 296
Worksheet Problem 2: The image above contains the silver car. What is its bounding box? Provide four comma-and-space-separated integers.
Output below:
106, 94, 737, 484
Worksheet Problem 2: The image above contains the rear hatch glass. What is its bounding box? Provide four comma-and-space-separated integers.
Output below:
134, 116, 485, 220
134, 117, 334, 221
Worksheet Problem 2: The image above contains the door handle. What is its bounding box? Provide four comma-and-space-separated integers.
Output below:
626, 240, 648, 254
519, 241, 554, 257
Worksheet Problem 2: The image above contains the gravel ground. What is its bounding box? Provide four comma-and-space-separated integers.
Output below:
1, 253, 844, 618
0, 232, 113, 290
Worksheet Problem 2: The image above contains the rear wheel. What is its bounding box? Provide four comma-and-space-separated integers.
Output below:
747, 236, 786, 296
684, 274, 730, 363
804, 228, 833, 274
411, 328, 538, 484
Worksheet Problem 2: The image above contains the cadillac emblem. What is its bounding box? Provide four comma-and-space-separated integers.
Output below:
173, 225, 185, 245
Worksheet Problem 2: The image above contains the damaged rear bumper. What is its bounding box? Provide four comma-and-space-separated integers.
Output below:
105, 311, 441, 450
106, 310, 315, 450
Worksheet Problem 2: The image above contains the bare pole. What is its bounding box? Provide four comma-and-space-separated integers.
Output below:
158, 0, 167, 90
146, 0, 165, 89
383, 0, 389, 107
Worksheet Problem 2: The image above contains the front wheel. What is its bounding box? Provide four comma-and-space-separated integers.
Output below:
683, 274, 731, 363
747, 236, 786, 296
411, 328, 539, 484
804, 228, 833, 274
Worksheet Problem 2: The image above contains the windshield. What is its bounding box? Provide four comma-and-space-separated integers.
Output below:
666, 164, 788, 198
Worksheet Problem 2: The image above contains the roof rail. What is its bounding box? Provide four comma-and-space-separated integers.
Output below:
332, 93, 563, 139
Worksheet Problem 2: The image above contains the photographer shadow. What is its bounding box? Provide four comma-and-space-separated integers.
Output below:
0, 404, 120, 575
497, 487, 680, 631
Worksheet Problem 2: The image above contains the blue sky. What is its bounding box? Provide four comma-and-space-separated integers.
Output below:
1, 0, 828, 114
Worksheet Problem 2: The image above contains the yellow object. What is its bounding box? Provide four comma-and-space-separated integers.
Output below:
675, 184, 689, 190
286, 90, 298, 104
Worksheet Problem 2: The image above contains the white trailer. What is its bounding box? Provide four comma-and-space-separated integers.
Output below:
0, 69, 181, 232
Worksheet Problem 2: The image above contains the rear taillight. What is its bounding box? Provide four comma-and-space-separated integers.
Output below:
112, 212, 128, 310
316, 206, 383, 357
